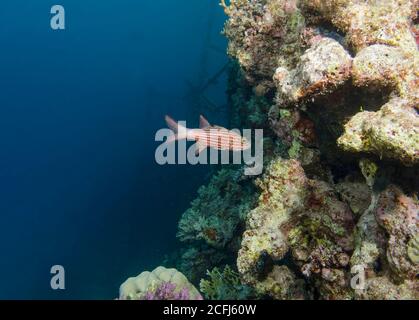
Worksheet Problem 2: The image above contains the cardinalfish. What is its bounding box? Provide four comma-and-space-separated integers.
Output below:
164, 115, 251, 155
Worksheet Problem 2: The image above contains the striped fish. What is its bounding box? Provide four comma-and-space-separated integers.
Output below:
165, 115, 251, 155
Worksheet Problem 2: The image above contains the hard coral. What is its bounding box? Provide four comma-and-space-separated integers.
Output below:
222, 0, 306, 84
237, 158, 307, 297
357, 276, 417, 300
338, 97, 419, 165
237, 157, 356, 299
375, 185, 418, 280
175, 245, 229, 285
274, 37, 352, 106
300, 0, 419, 164
119, 266, 202, 300
300, 0, 418, 52
269, 0, 419, 164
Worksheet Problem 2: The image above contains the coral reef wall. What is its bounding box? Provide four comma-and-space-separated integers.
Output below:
173, 0, 418, 300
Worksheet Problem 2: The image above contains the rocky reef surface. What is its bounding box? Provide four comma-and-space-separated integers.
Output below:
120, 0, 418, 300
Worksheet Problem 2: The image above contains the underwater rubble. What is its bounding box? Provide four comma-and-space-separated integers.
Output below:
119, 0, 418, 300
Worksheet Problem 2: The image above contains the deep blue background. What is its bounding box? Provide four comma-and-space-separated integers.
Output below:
0, 0, 228, 299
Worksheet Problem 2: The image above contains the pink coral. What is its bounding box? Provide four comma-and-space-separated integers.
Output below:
142, 282, 203, 300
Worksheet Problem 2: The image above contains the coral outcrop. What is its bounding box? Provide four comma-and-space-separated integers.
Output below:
119, 266, 202, 300
221, 0, 306, 85
338, 97, 419, 165
357, 276, 417, 300
223, 0, 418, 165
236, 158, 357, 299
274, 37, 352, 106
236, 158, 307, 298
375, 185, 418, 280
301, 0, 418, 164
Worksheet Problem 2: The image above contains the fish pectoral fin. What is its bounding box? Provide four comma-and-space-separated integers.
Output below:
195, 141, 207, 156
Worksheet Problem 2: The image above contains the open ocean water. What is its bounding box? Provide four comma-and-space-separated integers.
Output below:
0, 0, 228, 299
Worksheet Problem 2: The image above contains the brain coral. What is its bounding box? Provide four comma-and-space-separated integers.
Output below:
119, 266, 202, 300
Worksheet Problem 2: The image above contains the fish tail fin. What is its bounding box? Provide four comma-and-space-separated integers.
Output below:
164, 115, 188, 143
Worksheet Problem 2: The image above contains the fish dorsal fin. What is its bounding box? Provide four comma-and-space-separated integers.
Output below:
165, 115, 179, 133
164, 115, 188, 143
199, 115, 211, 129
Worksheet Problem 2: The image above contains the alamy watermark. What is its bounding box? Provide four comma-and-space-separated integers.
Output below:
50, 5, 65, 30
350, 264, 366, 290
50, 265, 65, 290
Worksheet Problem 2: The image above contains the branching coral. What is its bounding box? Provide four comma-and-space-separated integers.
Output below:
173, 245, 231, 285
200, 265, 256, 300
357, 276, 417, 300
177, 168, 257, 249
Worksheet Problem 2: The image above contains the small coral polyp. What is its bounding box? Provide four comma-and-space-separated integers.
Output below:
160, 0, 418, 300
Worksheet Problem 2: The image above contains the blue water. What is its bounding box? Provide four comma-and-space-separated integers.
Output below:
0, 0, 228, 299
